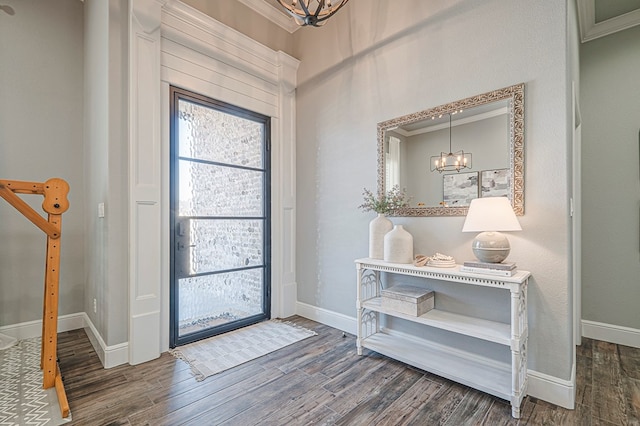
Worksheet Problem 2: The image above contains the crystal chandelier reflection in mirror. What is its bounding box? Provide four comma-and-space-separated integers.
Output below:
430, 112, 472, 173
276, 0, 350, 27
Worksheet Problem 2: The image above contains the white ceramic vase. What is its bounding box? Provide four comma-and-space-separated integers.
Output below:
383, 225, 414, 264
369, 213, 393, 259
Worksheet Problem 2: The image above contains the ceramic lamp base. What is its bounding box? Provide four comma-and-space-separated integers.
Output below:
471, 231, 511, 263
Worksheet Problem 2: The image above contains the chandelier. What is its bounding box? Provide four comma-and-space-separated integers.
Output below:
276, 0, 350, 27
430, 113, 472, 173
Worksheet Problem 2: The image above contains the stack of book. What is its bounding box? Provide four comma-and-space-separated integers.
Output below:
459, 261, 517, 277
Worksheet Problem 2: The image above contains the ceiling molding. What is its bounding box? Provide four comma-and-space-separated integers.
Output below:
577, 0, 640, 42
237, 0, 301, 34
393, 107, 509, 138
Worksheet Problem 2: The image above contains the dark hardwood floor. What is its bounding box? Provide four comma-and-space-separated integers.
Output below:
56, 316, 639, 425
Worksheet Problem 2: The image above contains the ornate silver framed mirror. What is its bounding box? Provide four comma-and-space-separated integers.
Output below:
377, 83, 524, 217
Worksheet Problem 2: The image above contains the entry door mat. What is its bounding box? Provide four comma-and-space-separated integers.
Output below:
0, 337, 71, 425
170, 320, 317, 381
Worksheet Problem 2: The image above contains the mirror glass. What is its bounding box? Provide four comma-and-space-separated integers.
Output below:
377, 83, 524, 216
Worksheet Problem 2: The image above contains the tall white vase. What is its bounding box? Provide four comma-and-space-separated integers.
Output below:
384, 225, 414, 264
369, 214, 393, 259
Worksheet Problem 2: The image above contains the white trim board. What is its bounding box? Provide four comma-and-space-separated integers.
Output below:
296, 301, 357, 335
0, 313, 85, 340
582, 320, 640, 348
83, 313, 129, 369
528, 367, 575, 410
296, 302, 575, 409
0, 312, 129, 369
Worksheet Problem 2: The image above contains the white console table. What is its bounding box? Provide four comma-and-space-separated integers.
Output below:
355, 258, 530, 418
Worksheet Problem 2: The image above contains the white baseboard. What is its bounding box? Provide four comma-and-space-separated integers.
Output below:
83, 313, 129, 368
0, 312, 129, 369
295, 301, 357, 335
527, 365, 575, 409
582, 320, 640, 348
0, 313, 85, 340
295, 302, 575, 409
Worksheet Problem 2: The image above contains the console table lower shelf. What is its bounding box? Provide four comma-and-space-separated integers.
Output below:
360, 331, 512, 404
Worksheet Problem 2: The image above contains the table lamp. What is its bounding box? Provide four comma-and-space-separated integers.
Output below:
462, 197, 522, 263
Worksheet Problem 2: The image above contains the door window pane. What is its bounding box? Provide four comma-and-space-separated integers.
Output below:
177, 219, 263, 276
178, 99, 264, 169
178, 160, 264, 217
178, 270, 264, 336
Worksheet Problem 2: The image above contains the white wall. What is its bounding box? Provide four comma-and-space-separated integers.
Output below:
84, 0, 129, 346
0, 0, 85, 326
294, 0, 574, 382
580, 25, 640, 331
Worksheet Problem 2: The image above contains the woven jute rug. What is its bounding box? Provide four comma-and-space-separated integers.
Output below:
0, 337, 71, 425
170, 320, 317, 381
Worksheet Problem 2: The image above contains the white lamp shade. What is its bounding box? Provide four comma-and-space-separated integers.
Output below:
462, 197, 522, 232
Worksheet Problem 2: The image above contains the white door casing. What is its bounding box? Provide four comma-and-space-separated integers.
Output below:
129, 0, 164, 365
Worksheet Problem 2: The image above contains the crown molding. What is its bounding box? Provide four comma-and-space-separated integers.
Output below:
237, 0, 300, 34
577, 0, 640, 42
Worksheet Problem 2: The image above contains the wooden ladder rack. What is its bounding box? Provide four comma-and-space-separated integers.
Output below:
0, 178, 70, 418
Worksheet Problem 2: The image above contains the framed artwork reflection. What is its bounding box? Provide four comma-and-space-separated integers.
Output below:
481, 168, 510, 198
443, 172, 478, 207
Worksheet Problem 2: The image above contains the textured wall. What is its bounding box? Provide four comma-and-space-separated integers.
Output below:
294, 0, 574, 379
83, 0, 109, 344
83, 0, 129, 346
581, 25, 640, 330
0, 0, 85, 326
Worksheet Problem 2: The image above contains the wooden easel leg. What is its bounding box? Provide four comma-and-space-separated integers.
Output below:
42, 214, 61, 389
55, 364, 70, 418
41, 241, 50, 370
